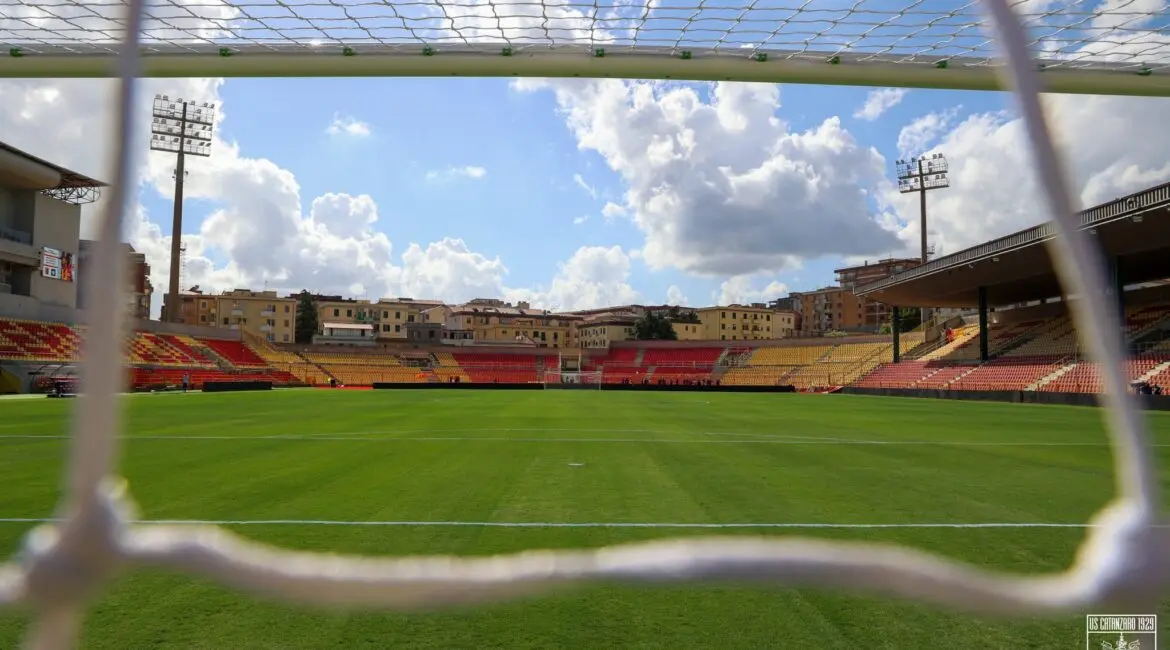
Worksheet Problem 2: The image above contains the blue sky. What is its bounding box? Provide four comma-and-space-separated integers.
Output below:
134, 76, 1012, 307
3, 0, 1164, 312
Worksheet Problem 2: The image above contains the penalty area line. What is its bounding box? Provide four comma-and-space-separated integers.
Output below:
0, 518, 1148, 529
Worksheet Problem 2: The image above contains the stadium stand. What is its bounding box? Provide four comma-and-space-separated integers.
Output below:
0, 317, 313, 390
0, 319, 82, 362
298, 350, 426, 385
582, 348, 647, 384
242, 333, 326, 384
452, 352, 544, 383
432, 351, 470, 383
201, 338, 269, 367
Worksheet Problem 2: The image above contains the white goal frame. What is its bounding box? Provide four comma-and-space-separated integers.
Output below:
2, 1, 1168, 649
542, 370, 603, 389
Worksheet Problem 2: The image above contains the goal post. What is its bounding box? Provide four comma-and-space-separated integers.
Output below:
542, 370, 602, 390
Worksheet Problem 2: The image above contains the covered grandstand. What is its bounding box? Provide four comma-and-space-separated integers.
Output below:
854, 181, 1170, 395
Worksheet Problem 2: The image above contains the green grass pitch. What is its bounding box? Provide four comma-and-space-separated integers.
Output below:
0, 389, 1168, 649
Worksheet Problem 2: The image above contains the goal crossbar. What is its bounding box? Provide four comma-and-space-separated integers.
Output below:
1, 48, 1167, 96
3, 0, 1170, 94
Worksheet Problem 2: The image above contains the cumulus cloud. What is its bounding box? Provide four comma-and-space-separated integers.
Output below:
666, 285, 689, 306
507, 245, 640, 311
514, 78, 900, 277
716, 276, 787, 306
601, 201, 627, 221
325, 114, 372, 138
854, 88, 907, 122
880, 93, 1170, 257
0, 77, 625, 316
896, 108, 962, 159
425, 165, 487, 182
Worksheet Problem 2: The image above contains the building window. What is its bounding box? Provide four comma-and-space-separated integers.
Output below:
199, 300, 207, 309
222, 317, 228, 325
284, 305, 290, 313
346, 309, 353, 317
333, 309, 339, 317
408, 315, 415, 323
283, 334, 289, 342
284, 320, 290, 327
394, 324, 400, 333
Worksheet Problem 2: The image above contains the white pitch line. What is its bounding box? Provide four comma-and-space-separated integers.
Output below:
0, 434, 1165, 446
0, 517, 1144, 529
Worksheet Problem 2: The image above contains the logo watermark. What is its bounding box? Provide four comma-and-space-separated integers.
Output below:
1086, 615, 1157, 649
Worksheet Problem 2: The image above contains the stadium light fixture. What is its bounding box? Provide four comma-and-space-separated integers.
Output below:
896, 153, 950, 264
149, 94, 217, 324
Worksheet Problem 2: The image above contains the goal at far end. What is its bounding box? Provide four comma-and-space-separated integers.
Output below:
542, 370, 603, 389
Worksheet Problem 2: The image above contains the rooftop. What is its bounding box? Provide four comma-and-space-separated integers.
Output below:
0, 140, 106, 205
856, 181, 1170, 307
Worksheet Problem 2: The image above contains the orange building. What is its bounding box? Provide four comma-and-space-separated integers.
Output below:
791, 258, 921, 334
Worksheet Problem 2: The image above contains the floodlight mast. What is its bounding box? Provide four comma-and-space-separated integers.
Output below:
149, 95, 215, 323
895, 154, 950, 263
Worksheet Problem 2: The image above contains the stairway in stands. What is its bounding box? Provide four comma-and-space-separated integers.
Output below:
186, 337, 235, 371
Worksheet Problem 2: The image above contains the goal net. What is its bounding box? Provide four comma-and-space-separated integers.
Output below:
1, 1, 1166, 649
542, 370, 602, 389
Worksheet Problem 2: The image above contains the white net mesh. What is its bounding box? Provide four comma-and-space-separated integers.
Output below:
1, 0, 1169, 649
2, 0, 1170, 93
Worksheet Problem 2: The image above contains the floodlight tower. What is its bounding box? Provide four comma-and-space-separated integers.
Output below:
896, 153, 950, 263
149, 94, 216, 323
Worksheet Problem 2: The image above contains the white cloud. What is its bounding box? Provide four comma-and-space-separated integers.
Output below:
880, 93, 1170, 257
897, 107, 962, 159
0, 78, 631, 318
325, 114, 372, 138
716, 276, 787, 306
854, 88, 907, 122
514, 79, 899, 277
573, 173, 597, 198
666, 285, 689, 306
601, 201, 627, 221
572, 215, 588, 225
506, 246, 640, 311
425, 165, 487, 182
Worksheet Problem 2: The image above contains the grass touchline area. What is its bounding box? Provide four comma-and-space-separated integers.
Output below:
0, 390, 1166, 649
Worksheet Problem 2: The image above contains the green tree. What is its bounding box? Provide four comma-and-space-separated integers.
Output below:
887, 307, 922, 335
294, 290, 319, 344
634, 312, 678, 341
900, 308, 923, 331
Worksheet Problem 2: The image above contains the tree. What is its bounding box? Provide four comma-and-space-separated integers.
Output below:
634, 312, 678, 341
294, 290, 319, 344
886, 307, 922, 335
666, 306, 700, 324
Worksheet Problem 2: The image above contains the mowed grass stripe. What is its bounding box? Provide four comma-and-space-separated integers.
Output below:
0, 391, 1167, 649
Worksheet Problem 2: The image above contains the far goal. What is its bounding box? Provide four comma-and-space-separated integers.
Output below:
542, 370, 602, 390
